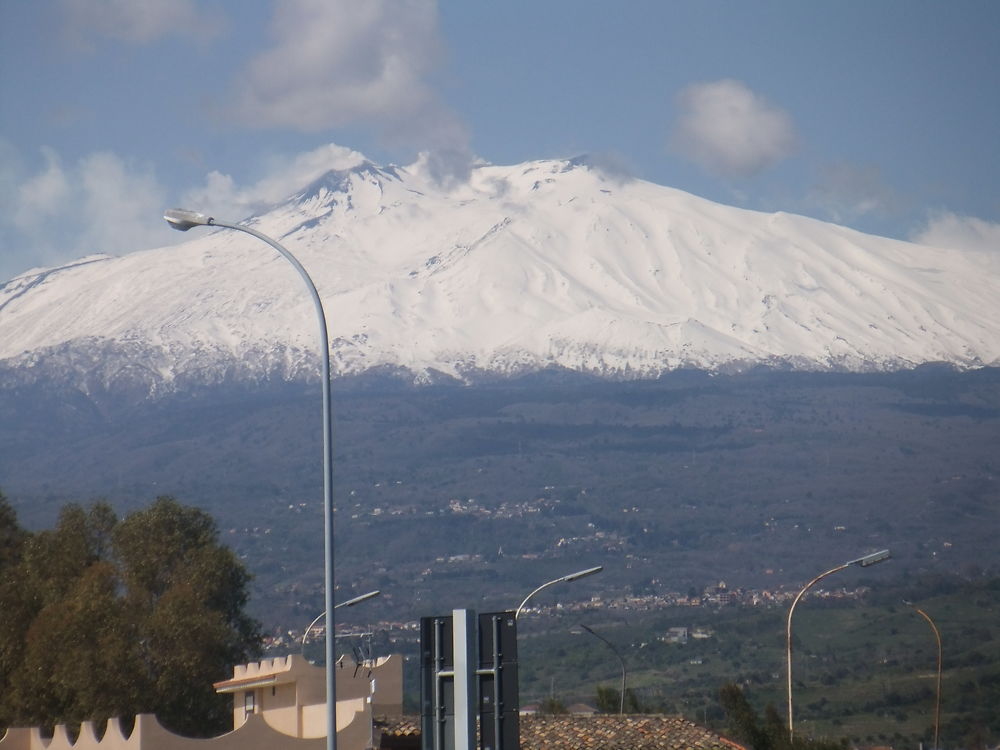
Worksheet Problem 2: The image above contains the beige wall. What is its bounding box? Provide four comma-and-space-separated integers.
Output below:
223, 654, 403, 738
0, 654, 404, 750
0, 714, 326, 750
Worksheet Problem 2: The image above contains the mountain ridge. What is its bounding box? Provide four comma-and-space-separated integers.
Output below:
2, 155, 997, 398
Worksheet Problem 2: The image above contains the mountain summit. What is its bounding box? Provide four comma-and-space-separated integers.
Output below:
1, 156, 997, 395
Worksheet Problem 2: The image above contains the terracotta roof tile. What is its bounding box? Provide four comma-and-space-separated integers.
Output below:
375, 716, 421, 737
521, 715, 745, 750
374, 714, 746, 750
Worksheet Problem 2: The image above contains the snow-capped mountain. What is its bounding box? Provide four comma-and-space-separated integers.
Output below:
1, 155, 998, 396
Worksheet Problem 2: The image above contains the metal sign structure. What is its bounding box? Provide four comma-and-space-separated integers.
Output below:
420, 610, 519, 750
477, 611, 519, 750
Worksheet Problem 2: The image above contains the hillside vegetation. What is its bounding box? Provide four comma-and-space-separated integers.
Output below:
2, 367, 996, 628
1, 368, 997, 744
515, 574, 1000, 749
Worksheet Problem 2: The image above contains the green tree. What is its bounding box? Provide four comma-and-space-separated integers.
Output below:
595, 685, 619, 713
719, 682, 773, 750
718, 682, 846, 750
538, 697, 568, 714
0, 496, 261, 736
0, 491, 26, 571
12, 561, 140, 727
0, 491, 31, 728
112, 498, 260, 734
595, 685, 644, 714
761, 704, 791, 748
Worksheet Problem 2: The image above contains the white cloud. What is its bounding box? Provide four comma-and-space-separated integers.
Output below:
671, 79, 797, 178
0, 142, 383, 280
180, 143, 367, 220
911, 212, 1000, 253
77, 153, 170, 254
0, 147, 176, 279
232, 0, 439, 129
228, 0, 471, 181
58, 0, 221, 45
807, 162, 897, 225
12, 147, 71, 229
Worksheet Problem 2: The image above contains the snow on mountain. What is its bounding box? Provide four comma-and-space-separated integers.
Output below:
1, 155, 998, 396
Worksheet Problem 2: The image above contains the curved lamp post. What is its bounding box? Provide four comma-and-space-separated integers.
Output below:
164, 208, 338, 750
579, 624, 627, 714
785, 549, 890, 738
302, 590, 382, 648
904, 600, 942, 750
515, 565, 603, 620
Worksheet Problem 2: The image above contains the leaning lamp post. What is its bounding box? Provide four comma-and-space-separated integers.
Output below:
903, 599, 943, 750
164, 209, 338, 750
579, 624, 627, 714
515, 565, 603, 619
785, 549, 890, 739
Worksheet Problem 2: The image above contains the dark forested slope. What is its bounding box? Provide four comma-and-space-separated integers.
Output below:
1, 366, 997, 625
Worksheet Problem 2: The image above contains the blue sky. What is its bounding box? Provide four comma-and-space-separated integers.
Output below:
2, 0, 999, 281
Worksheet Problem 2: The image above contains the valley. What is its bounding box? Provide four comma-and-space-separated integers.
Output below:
1, 367, 996, 630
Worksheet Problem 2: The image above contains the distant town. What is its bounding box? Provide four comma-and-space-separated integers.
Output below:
262, 580, 876, 654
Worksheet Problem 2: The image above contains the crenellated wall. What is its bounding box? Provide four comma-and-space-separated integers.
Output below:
0, 713, 326, 750
0, 653, 404, 750
215, 653, 402, 741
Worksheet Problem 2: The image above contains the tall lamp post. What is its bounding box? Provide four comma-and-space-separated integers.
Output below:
785, 549, 890, 739
515, 565, 603, 619
904, 600, 942, 750
578, 624, 627, 714
302, 590, 382, 649
163, 209, 338, 750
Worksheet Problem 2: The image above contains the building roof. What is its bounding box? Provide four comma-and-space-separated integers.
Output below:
374, 715, 746, 750
520, 715, 746, 750
375, 716, 420, 738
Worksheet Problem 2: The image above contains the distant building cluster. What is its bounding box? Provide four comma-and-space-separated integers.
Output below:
263, 581, 873, 654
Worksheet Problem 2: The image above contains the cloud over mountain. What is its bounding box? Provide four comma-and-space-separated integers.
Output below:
911, 212, 1000, 254
0, 145, 172, 274
228, 0, 472, 182
180, 144, 368, 224
2, 155, 997, 399
671, 79, 797, 178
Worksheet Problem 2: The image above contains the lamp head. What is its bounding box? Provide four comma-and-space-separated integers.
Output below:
334, 590, 381, 609
855, 549, 891, 567
561, 565, 604, 583
164, 208, 214, 231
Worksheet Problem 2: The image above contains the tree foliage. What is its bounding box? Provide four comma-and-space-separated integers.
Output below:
595, 685, 619, 714
595, 685, 644, 714
718, 682, 846, 750
0, 495, 261, 737
0, 490, 31, 715
538, 697, 569, 714
0, 490, 26, 571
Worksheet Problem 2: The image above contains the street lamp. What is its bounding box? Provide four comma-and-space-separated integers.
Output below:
785, 549, 890, 738
302, 590, 382, 648
515, 565, 603, 620
904, 600, 942, 750
578, 624, 627, 714
164, 208, 339, 750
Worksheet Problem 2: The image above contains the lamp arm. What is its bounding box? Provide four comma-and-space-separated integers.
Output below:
303, 610, 327, 647
786, 562, 848, 738
516, 579, 560, 619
